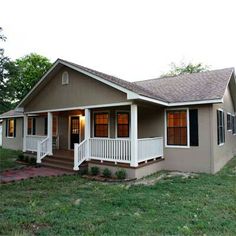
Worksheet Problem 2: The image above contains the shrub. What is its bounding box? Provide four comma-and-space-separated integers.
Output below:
29, 157, 36, 165
79, 168, 88, 176
90, 166, 100, 176
23, 156, 30, 163
115, 169, 126, 179
102, 168, 112, 178
17, 154, 24, 161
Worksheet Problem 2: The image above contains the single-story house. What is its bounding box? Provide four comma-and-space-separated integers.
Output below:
1, 59, 236, 179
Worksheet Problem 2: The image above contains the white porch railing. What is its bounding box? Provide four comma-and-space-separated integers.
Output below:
25, 135, 47, 152
138, 137, 163, 163
74, 137, 163, 170
89, 138, 131, 163
73, 139, 88, 170
37, 137, 50, 163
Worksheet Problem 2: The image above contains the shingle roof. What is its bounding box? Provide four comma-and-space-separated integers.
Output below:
134, 68, 234, 103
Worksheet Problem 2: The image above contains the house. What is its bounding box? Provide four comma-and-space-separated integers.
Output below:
0, 59, 236, 179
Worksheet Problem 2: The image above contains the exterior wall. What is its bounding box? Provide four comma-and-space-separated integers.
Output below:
212, 87, 236, 173
2, 118, 23, 150
0, 124, 2, 146
24, 67, 127, 112
58, 114, 69, 150
163, 105, 212, 173
35, 116, 46, 136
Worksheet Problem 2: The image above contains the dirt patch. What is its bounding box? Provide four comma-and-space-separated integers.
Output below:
130, 171, 198, 186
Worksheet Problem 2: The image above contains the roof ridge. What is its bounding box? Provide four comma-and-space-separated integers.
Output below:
134, 67, 235, 83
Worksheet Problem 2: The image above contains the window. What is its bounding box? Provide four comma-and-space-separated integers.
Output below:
44, 116, 58, 136
217, 110, 225, 145
94, 113, 109, 137
233, 115, 236, 135
227, 113, 232, 131
28, 117, 36, 135
166, 110, 187, 146
117, 112, 129, 138
6, 118, 16, 137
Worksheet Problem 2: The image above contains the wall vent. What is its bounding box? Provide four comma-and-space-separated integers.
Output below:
62, 71, 69, 85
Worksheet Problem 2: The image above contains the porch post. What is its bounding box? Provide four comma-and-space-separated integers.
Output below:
130, 104, 138, 167
85, 108, 91, 159
47, 112, 53, 156
23, 114, 28, 152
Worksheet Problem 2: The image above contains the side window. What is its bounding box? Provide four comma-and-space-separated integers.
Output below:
28, 117, 36, 135
6, 118, 16, 138
94, 113, 109, 137
217, 110, 225, 145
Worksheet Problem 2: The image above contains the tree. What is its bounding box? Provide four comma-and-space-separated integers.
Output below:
7, 53, 52, 103
0, 27, 12, 114
161, 61, 209, 77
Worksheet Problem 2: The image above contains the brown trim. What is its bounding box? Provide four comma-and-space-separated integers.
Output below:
88, 157, 164, 169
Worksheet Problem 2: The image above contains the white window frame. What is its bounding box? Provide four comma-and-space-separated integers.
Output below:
217, 108, 225, 146
93, 111, 110, 138
115, 110, 130, 138
226, 112, 232, 131
164, 108, 190, 148
6, 118, 15, 138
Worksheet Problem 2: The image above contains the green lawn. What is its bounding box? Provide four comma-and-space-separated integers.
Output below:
0, 148, 23, 172
0, 148, 236, 236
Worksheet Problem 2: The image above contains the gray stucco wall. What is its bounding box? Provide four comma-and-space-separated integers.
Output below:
24, 67, 127, 112
137, 104, 213, 173
2, 118, 23, 150
212, 87, 236, 173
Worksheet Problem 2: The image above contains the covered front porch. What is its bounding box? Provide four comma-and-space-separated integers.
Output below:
23, 103, 164, 170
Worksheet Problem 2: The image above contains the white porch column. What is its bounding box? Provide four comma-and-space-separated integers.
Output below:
47, 112, 53, 155
130, 104, 138, 167
23, 114, 28, 152
85, 108, 91, 158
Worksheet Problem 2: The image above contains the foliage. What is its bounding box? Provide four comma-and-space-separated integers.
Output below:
161, 61, 209, 77
90, 166, 100, 176
0, 27, 52, 114
102, 168, 112, 178
115, 169, 126, 179
0, 148, 24, 172
0, 27, 13, 113
7, 53, 52, 103
0, 148, 236, 235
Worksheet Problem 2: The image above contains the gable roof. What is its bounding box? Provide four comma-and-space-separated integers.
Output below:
0, 109, 24, 119
16, 58, 235, 109
134, 68, 235, 104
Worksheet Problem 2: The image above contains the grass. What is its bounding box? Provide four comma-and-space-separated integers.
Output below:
0, 148, 24, 172
0, 148, 236, 236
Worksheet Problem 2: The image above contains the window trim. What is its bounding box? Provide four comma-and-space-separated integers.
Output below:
217, 108, 225, 146
164, 108, 190, 148
6, 118, 16, 138
93, 111, 110, 138
226, 112, 232, 131
115, 110, 130, 138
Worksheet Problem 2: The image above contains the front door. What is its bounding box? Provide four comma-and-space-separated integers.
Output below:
70, 116, 80, 149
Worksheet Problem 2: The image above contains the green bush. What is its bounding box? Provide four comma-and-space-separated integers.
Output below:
17, 154, 24, 161
23, 156, 29, 163
102, 168, 112, 178
79, 168, 88, 176
90, 166, 100, 176
29, 157, 36, 165
115, 169, 126, 179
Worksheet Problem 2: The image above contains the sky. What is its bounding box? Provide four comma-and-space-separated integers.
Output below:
1, 0, 236, 81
